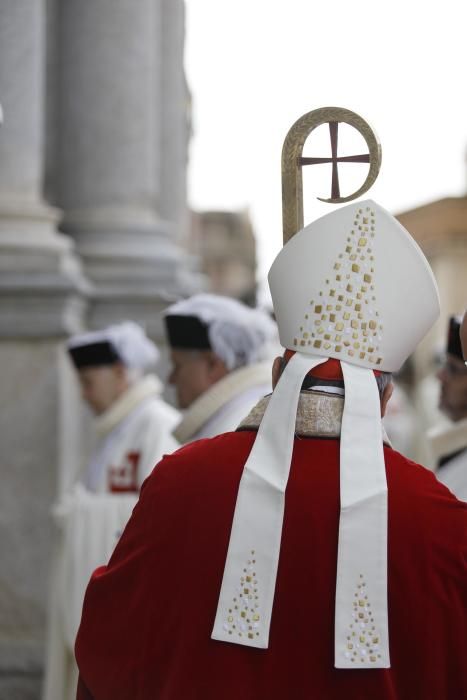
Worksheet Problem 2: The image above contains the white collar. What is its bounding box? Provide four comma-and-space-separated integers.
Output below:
94, 374, 163, 437
173, 362, 271, 444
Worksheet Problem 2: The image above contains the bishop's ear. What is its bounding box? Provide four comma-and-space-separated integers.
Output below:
380, 381, 394, 418
272, 356, 283, 390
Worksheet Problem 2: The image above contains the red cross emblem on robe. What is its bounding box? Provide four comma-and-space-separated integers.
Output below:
108, 451, 140, 493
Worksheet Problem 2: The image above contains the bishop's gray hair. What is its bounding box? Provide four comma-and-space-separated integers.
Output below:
374, 371, 393, 398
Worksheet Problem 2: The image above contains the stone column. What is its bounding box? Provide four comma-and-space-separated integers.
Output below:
0, 1, 88, 696
159, 0, 191, 247
56, 0, 199, 338
0, 0, 87, 337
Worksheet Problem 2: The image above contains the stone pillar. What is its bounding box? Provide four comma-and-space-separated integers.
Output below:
56, 0, 199, 338
0, 0, 87, 337
0, 1, 88, 697
159, 0, 191, 247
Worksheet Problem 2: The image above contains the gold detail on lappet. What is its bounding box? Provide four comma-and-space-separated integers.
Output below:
343, 574, 383, 663
224, 551, 261, 640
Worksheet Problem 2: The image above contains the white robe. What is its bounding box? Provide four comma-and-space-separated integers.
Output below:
173, 361, 272, 444
85, 374, 179, 492
43, 375, 180, 700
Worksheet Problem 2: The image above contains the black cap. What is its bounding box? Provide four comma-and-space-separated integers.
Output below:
446, 316, 463, 361
68, 340, 121, 369
164, 314, 212, 351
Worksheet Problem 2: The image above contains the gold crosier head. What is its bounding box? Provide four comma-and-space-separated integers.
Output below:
281, 107, 382, 244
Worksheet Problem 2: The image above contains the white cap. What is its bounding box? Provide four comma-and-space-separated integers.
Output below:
212, 200, 440, 669
164, 293, 277, 371
67, 321, 159, 371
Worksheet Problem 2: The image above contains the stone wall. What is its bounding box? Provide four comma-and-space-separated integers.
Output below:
0, 1, 196, 696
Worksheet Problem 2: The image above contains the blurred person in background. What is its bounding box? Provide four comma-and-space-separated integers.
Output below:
382, 378, 417, 458
429, 316, 467, 500
66, 321, 179, 493
461, 310, 467, 359
164, 293, 279, 443
43, 322, 179, 700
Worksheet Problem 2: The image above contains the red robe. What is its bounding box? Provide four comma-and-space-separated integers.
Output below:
75, 431, 467, 699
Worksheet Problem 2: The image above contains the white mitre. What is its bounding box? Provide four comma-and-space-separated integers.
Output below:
270, 200, 438, 371
211, 200, 439, 668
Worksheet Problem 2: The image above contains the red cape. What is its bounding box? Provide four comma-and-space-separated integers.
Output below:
76, 431, 467, 699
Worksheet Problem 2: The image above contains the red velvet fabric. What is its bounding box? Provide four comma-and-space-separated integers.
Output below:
283, 352, 382, 379
75, 432, 467, 699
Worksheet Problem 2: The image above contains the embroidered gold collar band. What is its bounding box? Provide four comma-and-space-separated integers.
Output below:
239, 389, 392, 445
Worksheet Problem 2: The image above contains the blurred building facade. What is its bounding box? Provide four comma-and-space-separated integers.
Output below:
0, 1, 196, 696
396, 195, 467, 464
397, 195, 467, 368
189, 209, 258, 306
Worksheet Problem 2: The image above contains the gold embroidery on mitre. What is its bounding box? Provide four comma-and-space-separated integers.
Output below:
344, 574, 382, 663
223, 551, 261, 640
298, 206, 383, 365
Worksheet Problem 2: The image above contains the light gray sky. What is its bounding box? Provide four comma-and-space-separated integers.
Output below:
185, 0, 467, 297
